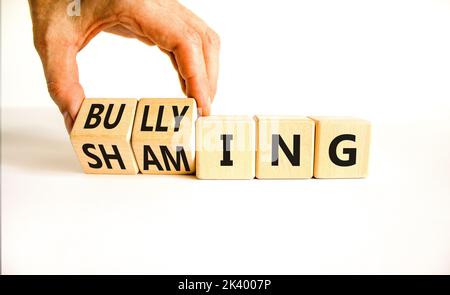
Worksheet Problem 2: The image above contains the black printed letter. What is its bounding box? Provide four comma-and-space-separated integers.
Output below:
160, 146, 190, 171
329, 134, 357, 167
143, 145, 164, 171
220, 134, 233, 166
272, 134, 300, 166
172, 105, 189, 132
84, 104, 104, 129
155, 106, 168, 132
98, 144, 126, 169
140, 105, 153, 131
104, 104, 125, 129
82, 143, 102, 169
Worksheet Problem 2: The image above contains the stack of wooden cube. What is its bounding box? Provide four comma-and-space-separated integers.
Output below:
70, 98, 371, 179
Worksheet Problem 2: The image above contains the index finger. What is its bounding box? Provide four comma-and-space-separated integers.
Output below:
172, 29, 211, 115
130, 8, 211, 115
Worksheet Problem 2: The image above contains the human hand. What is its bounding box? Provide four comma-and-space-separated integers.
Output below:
28, 0, 220, 132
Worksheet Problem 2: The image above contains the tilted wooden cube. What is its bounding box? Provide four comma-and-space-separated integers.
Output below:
255, 116, 315, 179
309, 117, 371, 178
131, 98, 196, 174
70, 98, 139, 174
196, 116, 255, 179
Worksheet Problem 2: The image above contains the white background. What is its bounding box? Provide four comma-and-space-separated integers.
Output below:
2, 0, 450, 274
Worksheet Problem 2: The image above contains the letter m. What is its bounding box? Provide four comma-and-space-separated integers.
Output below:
160, 146, 191, 172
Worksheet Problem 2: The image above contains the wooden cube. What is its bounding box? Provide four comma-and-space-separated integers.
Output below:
70, 98, 139, 174
196, 116, 255, 179
255, 116, 315, 179
309, 117, 371, 178
131, 98, 196, 174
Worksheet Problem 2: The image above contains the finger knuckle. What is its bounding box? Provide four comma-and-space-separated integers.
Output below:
47, 81, 79, 106
33, 27, 77, 56
33, 29, 57, 55
183, 28, 203, 48
204, 28, 220, 48
47, 81, 67, 100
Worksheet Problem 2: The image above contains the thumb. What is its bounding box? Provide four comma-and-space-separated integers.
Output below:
39, 45, 85, 133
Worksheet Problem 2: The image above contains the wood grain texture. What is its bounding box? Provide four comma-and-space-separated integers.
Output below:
70, 98, 139, 174
255, 116, 315, 179
131, 98, 196, 174
309, 117, 371, 178
196, 116, 255, 179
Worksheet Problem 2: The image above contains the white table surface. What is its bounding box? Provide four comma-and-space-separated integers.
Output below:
2, 107, 450, 274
